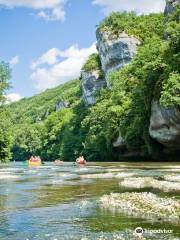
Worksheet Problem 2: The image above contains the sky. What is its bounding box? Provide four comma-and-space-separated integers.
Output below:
0, 0, 165, 102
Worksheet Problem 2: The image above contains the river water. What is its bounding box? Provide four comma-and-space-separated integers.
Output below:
0, 162, 180, 240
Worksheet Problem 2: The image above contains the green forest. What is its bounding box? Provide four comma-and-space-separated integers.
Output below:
0, 8, 180, 162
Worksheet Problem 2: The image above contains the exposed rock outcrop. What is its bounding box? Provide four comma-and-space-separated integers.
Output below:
96, 30, 140, 86
44, 110, 49, 118
55, 100, 69, 111
35, 116, 42, 123
112, 134, 126, 150
149, 101, 180, 149
94, 29, 140, 147
82, 28, 140, 105
164, 0, 180, 15
81, 70, 106, 105
100, 192, 180, 223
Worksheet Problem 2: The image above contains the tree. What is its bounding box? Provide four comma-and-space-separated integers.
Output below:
0, 110, 12, 162
0, 61, 11, 162
12, 124, 43, 161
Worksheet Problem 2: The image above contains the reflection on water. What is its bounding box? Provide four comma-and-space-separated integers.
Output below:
0, 162, 180, 240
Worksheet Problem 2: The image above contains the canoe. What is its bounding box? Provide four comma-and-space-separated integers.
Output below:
76, 157, 86, 165
54, 160, 64, 165
28, 160, 41, 166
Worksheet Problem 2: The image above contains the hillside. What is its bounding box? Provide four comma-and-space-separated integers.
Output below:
7, 3, 180, 162
8, 79, 81, 125
7, 79, 89, 161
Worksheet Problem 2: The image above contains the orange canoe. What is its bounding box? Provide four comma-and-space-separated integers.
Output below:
28, 159, 41, 167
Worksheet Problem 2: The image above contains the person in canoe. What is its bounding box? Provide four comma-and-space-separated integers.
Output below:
54, 160, 64, 165
76, 156, 86, 165
28, 156, 42, 166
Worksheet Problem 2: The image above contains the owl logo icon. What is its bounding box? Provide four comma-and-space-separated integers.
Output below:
134, 227, 144, 237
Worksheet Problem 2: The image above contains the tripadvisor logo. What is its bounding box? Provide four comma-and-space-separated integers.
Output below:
134, 227, 173, 237
134, 227, 144, 237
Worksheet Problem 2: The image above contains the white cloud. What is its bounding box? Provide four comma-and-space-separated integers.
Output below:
92, 0, 165, 15
10, 56, 19, 67
0, 0, 67, 21
6, 93, 23, 103
31, 43, 97, 92
31, 48, 61, 69
0, 0, 63, 9
37, 6, 65, 21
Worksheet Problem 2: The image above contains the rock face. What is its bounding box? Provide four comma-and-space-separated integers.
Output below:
164, 0, 180, 15
95, 30, 140, 147
149, 101, 180, 149
81, 70, 106, 105
113, 134, 126, 150
82, 30, 140, 105
96, 30, 140, 85
55, 100, 69, 111
35, 116, 42, 123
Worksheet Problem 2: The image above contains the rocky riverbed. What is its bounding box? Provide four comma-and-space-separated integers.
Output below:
0, 162, 180, 240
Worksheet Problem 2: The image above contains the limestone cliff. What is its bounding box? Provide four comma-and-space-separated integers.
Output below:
55, 100, 69, 111
95, 30, 140, 147
81, 30, 140, 106
81, 70, 106, 105
164, 0, 180, 15
149, 101, 180, 149
96, 30, 140, 86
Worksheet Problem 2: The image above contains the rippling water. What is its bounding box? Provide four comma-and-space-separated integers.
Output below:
0, 162, 180, 240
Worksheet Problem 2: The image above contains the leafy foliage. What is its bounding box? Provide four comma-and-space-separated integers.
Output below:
160, 72, 180, 107
0, 110, 12, 162
0, 61, 11, 105
82, 9, 179, 159
82, 53, 104, 78
12, 123, 43, 161
8, 79, 81, 125
0, 62, 11, 162
98, 12, 164, 42
159, 7, 180, 107
10, 80, 88, 161
82, 37, 167, 158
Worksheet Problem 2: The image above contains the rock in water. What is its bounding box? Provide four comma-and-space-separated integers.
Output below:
81, 70, 106, 105
100, 192, 180, 223
149, 101, 180, 149
120, 177, 180, 192
164, 174, 180, 182
96, 30, 140, 86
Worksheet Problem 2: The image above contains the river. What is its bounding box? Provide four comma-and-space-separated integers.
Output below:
0, 162, 180, 240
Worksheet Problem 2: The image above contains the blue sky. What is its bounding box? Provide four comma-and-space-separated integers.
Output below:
0, 0, 165, 102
